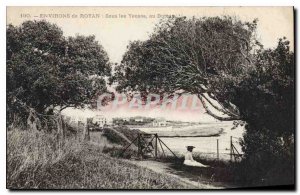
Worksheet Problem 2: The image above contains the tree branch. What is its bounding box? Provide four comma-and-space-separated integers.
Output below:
198, 94, 241, 121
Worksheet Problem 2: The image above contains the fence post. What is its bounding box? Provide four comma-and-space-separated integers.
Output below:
87, 123, 90, 141
217, 139, 219, 161
83, 122, 89, 141
56, 114, 64, 153
137, 133, 141, 159
230, 136, 233, 162
155, 134, 158, 159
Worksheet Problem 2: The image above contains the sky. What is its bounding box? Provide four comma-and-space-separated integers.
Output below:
6, 7, 294, 122
7, 7, 294, 63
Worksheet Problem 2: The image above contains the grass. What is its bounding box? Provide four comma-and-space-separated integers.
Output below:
157, 151, 294, 188
155, 153, 239, 186
7, 129, 193, 189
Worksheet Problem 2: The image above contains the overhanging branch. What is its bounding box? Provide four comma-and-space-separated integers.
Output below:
198, 94, 241, 121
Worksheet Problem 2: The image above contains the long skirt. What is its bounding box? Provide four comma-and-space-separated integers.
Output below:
183, 160, 208, 167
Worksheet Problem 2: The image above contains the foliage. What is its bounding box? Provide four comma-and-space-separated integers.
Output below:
7, 20, 111, 124
235, 38, 294, 137
112, 16, 260, 120
235, 38, 295, 185
206, 38, 295, 185
102, 126, 142, 146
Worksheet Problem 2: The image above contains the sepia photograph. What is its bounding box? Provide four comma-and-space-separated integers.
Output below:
6, 6, 295, 190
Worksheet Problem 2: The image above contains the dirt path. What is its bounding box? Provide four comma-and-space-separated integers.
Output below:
127, 160, 225, 189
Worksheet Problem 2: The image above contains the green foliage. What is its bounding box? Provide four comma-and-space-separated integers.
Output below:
7, 20, 111, 123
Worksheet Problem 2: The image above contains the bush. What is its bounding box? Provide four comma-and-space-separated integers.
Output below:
102, 126, 142, 146
236, 126, 295, 186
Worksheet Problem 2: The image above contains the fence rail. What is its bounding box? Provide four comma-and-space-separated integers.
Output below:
118, 132, 244, 162
159, 135, 244, 162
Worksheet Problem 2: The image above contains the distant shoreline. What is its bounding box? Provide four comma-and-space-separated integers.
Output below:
157, 134, 221, 138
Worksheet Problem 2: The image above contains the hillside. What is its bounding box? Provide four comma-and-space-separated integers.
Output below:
7, 130, 193, 189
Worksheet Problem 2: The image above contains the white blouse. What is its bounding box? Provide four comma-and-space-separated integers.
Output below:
184, 151, 194, 161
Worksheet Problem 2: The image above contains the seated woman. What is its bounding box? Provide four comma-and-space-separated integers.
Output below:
183, 146, 208, 167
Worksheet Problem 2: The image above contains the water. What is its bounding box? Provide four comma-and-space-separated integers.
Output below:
92, 122, 245, 161
159, 123, 245, 160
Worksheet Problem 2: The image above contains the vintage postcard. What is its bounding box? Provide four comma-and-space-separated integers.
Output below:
6, 6, 295, 189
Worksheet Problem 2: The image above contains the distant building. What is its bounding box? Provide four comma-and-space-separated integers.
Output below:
92, 115, 109, 128
123, 117, 130, 122
132, 116, 144, 122
115, 117, 130, 122
70, 116, 87, 125
70, 117, 76, 124
152, 118, 167, 127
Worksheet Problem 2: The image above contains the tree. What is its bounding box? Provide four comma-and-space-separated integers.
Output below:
235, 38, 294, 185
7, 20, 111, 126
112, 16, 260, 120
113, 16, 295, 185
